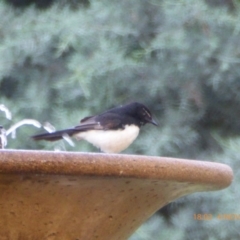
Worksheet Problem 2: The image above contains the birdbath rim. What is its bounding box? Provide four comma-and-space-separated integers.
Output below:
0, 149, 234, 240
0, 149, 233, 191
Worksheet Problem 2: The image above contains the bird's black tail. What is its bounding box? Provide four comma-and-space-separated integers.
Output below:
31, 128, 78, 141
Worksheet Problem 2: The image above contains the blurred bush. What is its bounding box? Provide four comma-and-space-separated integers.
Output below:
0, 0, 240, 239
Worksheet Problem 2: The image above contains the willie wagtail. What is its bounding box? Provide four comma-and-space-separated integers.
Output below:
32, 102, 157, 153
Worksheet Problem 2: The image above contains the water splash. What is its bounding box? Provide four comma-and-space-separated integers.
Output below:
0, 104, 12, 120
6, 119, 42, 138
0, 126, 7, 149
0, 104, 75, 149
43, 122, 56, 133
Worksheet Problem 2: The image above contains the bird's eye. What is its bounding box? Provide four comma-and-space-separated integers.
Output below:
142, 108, 151, 118
142, 109, 146, 116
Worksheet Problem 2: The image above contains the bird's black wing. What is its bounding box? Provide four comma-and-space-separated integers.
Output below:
32, 113, 123, 142
32, 123, 98, 141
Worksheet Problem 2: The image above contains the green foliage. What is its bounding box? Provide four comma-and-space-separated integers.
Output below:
0, 0, 240, 239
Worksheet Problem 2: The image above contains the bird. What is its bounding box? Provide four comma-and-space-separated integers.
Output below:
32, 102, 158, 153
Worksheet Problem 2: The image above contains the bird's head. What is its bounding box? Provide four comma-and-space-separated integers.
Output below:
126, 102, 158, 126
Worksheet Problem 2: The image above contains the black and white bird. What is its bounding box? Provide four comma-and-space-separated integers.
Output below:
32, 102, 157, 153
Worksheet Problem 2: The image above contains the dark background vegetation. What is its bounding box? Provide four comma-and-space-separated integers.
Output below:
0, 0, 240, 239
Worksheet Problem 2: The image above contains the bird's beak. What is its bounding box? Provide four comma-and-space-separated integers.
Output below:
148, 118, 158, 126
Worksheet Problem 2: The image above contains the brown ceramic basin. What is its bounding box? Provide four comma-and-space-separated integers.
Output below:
0, 150, 233, 240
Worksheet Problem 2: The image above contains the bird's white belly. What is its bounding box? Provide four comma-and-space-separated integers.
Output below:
75, 125, 140, 153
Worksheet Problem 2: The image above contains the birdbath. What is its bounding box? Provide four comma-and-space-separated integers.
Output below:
0, 150, 233, 240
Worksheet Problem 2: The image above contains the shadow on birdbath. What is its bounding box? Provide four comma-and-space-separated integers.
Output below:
0, 150, 233, 240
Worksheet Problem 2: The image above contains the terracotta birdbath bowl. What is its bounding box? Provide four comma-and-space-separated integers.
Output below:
0, 150, 233, 240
